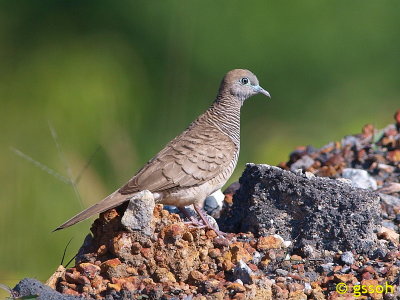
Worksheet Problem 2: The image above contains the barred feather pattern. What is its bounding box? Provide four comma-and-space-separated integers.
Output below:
55, 69, 266, 230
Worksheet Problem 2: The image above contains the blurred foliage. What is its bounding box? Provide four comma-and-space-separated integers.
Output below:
0, 0, 399, 294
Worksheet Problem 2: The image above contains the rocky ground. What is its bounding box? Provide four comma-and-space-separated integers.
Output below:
11, 110, 400, 299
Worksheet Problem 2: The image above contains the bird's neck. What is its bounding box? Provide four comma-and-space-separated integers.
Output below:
204, 95, 242, 146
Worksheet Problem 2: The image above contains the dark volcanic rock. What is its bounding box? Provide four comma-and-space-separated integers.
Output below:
218, 163, 382, 255
13, 278, 83, 300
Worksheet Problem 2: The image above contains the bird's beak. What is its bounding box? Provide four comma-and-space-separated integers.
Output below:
254, 85, 271, 98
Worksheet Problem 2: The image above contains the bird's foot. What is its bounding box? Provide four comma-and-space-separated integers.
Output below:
178, 206, 227, 238
178, 207, 206, 227
184, 221, 227, 237
193, 204, 227, 238
183, 221, 207, 229
211, 228, 228, 238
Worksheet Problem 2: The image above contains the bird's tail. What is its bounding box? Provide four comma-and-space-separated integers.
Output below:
54, 190, 131, 231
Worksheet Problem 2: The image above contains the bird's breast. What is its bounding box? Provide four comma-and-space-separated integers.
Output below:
159, 148, 239, 207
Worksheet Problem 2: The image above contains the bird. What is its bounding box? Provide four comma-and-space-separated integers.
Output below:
55, 69, 270, 231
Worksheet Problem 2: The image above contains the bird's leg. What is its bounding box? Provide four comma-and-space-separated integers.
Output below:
178, 207, 206, 228
193, 204, 227, 237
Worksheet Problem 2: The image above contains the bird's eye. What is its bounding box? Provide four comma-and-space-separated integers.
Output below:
240, 77, 250, 85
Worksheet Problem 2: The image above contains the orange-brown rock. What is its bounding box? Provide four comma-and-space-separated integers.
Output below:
188, 270, 207, 285
334, 274, 357, 285
360, 279, 383, 300
100, 258, 129, 278
153, 267, 176, 283
227, 282, 246, 293
256, 235, 283, 251
378, 227, 399, 244
208, 248, 221, 259
230, 242, 253, 263
76, 262, 101, 279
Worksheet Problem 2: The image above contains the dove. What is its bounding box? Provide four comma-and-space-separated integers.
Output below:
55, 69, 270, 231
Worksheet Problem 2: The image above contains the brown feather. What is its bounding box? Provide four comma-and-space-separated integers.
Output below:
54, 191, 128, 230
118, 125, 237, 194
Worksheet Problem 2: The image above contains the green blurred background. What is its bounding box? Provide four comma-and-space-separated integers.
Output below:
1, 0, 399, 295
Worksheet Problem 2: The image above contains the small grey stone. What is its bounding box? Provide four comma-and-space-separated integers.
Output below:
342, 168, 377, 190
380, 193, 400, 207
121, 190, 155, 236
304, 271, 319, 282
252, 251, 262, 264
233, 260, 253, 284
319, 263, 334, 273
105, 290, 134, 300
377, 163, 396, 173
234, 279, 244, 285
371, 248, 386, 259
382, 220, 397, 231
283, 240, 292, 248
163, 205, 180, 214
204, 196, 218, 210
341, 135, 362, 148
290, 155, 315, 172
204, 189, 224, 218
294, 169, 303, 175
384, 292, 397, 300
340, 266, 351, 273
304, 171, 315, 179
304, 282, 312, 292
341, 251, 355, 265
302, 244, 315, 258
275, 269, 288, 276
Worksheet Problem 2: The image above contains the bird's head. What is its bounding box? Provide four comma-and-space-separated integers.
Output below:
218, 69, 270, 103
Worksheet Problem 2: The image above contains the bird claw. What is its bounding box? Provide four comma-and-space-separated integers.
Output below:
183, 221, 227, 238
212, 229, 228, 238
178, 206, 227, 238
184, 221, 207, 229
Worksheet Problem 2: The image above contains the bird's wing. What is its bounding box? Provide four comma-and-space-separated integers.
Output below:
119, 126, 237, 194
55, 125, 237, 230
